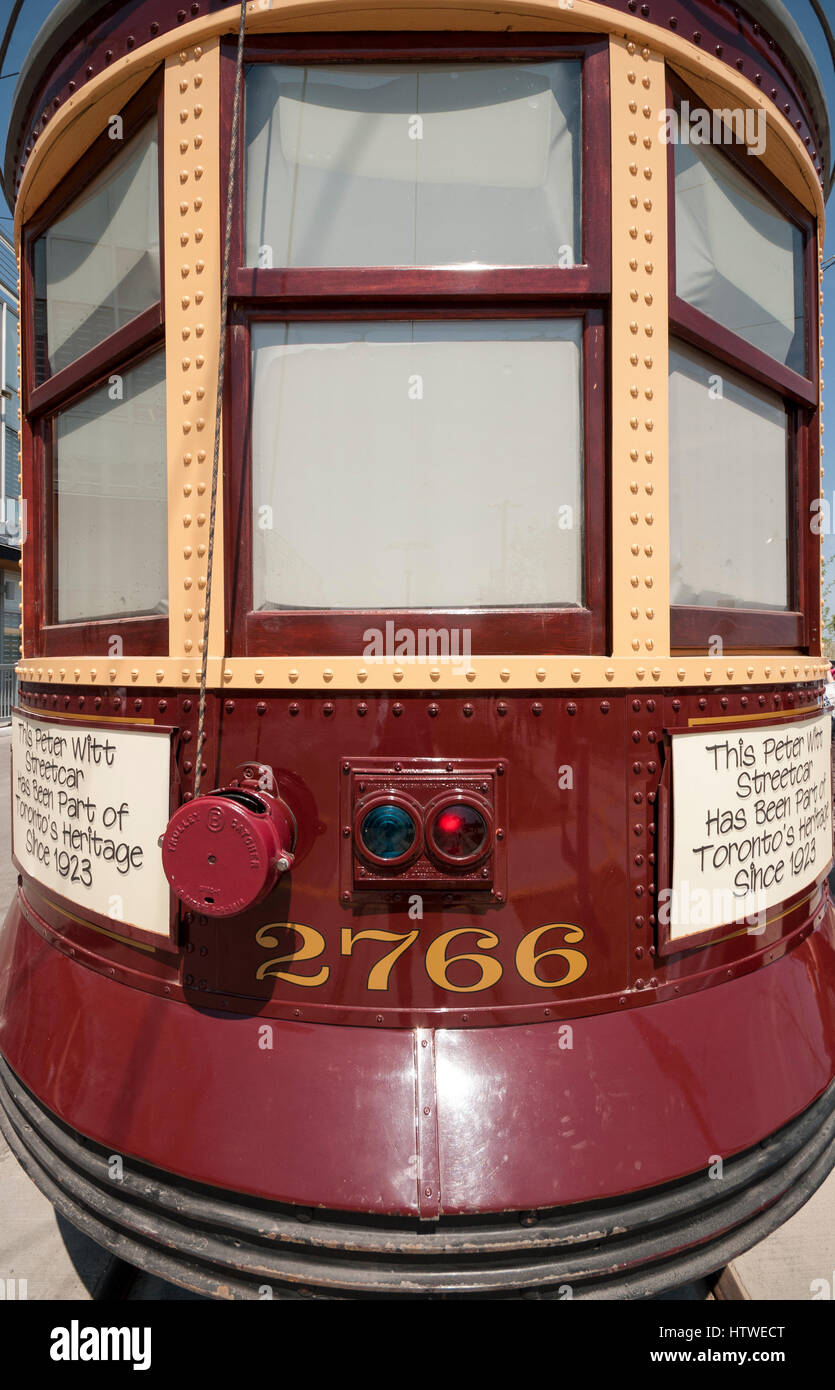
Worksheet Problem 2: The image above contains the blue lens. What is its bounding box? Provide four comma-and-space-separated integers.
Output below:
360, 804, 416, 861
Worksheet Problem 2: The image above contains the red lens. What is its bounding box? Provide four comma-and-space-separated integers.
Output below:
430, 802, 488, 860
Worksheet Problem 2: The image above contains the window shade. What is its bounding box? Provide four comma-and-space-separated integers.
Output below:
245, 63, 581, 267
251, 319, 584, 610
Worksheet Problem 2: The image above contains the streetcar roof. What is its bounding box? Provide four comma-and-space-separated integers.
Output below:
2, 0, 833, 207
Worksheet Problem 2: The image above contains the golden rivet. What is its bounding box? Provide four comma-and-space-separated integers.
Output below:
571, 669, 581, 683
645, 640, 654, 651
500, 669, 510, 682
631, 544, 640, 556
184, 546, 193, 558
536, 668, 547, 681
357, 670, 367, 682
255, 670, 264, 683
606, 669, 615, 682
183, 514, 192, 526
288, 670, 299, 683
677, 669, 686, 681
632, 639, 640, 651
704, 668, 712, 680
393, 669, 404, 682
430, 669, 441, 682
645, 577, 653, 588
184, 609, 192, 621
156, 670, 165, 682
631, 575, 640, 588
109, 670, 117, 680
131, 670, 139, 682
323, 669, 334, 682
631, 607, 639, 619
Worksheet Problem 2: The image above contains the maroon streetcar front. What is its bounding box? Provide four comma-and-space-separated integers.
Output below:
0, 0, 833, 1298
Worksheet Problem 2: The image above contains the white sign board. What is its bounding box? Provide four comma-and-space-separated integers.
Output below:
11, 710, 172, 937
669, 712, 832, 940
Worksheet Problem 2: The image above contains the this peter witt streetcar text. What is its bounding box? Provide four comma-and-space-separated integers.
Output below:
669, 714, 832, 939
11, 711, 172, 935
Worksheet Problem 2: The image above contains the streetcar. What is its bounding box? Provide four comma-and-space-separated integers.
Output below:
0, 0, 833, 1299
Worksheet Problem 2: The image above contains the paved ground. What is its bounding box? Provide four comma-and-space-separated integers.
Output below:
0, 722, 832, 1300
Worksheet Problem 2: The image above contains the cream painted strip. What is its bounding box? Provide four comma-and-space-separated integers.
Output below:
163, 40, 225, 670
609, 35, 670, 663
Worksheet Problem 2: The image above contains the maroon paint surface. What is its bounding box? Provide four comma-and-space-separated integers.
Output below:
0, 888, 832, 1213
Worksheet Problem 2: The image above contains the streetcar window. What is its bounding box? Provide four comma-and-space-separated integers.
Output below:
669, 342, 789, 610
33, 119, 160, 383
244, 63, 581, 267
674, 138, 805, 373
250, 319, 584, 610
52, 353, 168, 623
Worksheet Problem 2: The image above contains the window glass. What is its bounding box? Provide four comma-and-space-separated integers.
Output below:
35, 119, 160, 382
2, 574, 20, 663
245, 63, 581, 267
53, 353, 167, 622
669, 341, 789, 610
675, 139, 805, 373
251, 319, 583, 609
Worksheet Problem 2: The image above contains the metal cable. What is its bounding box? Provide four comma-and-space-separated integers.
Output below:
194, 0, 247, 798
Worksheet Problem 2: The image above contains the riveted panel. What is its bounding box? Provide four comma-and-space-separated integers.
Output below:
163, 39, 224, 684
8, 1, 828, 693
610, 35, 669, 665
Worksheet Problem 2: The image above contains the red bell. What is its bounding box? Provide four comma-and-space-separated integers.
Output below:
161, 778, 295, 918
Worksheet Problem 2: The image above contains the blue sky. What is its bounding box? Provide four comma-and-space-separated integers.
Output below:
1, 0, 834, 550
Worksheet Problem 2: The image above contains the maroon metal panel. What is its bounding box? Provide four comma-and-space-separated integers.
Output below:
434, 909, 835, 1211
1, 894, 833, 1215
0, 900, 420, 1214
